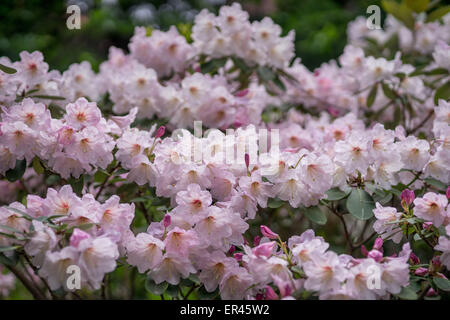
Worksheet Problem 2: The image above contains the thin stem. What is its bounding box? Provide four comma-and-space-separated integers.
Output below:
95, 163, 120, 200
407, 110, 434, 135
23, 254, 57, 299
183, 285, 198, 300
4, 261, 46, 300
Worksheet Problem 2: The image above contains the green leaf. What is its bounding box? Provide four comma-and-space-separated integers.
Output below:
434, 81, 450, 105
0, 245, 20, 253
268, 198, 284, 209
165, 284, 179, 298
5, 159, 27, 182
434, 277, 450, 292
69, 176, 84, 196
196, 286, 218, 300
201, 58, 227, 74
145, 278, 168, 295
0, 252, 18, 267
257, 66, 275, 82
382, 0, 415, 29
273, 75, 286, 91
325, 188, 350, 201
346, 188, 375, 220
303, 206, 327, 225
94, 170, 109, 183
188, 274, 201, 285
0, 63, 17, 74
6, 206, 33, 220
32, 157, 45, 175
366, 83, 378, 108
424, 177, 447, 190
231, 57, 250, 73
29, 95, 66, 101
381, 82, 397, 100
373, 189, 393, 205
423, 68, 449, 76
405, 0, 429, 13
0, 225, 25, 235
426, 5, 450, 22
130, 197, 150, 203
396, 285, 418, 300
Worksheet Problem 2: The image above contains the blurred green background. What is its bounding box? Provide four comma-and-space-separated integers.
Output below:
0, 0, 380, 71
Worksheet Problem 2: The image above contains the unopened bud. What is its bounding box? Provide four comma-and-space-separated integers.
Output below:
409, 252, 420, 265
373, 237, 384, 250
264, 286, 278, 300
260, 225, 278, 239
414, 267, 428, 276
361, 245, 369, 257
432, 256, 441, 268
252, 242, 276, 258
423, 222, 433, 230
426, 287, 438, 297
368, 249, 383, 262
235, 89, 249, 97
401, 189, 415, 206
234, 252, 243, 261
155, 126, 165, 138
163, 214, 171, 228
245, 153, 250, 168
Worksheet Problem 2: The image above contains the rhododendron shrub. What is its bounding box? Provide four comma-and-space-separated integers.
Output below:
0, 3, 449, 300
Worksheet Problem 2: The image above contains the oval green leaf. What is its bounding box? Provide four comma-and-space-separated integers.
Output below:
303, 206, 327, 225
346, 188, 375, 220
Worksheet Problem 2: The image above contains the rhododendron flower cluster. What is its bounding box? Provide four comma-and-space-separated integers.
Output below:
0, 3, 449, 301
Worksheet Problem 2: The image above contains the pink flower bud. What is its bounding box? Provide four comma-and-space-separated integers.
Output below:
252, 242, 276, 258
361, 245, 369, 257
260, 225, 278, 239
414, 267, 428, 276
163, 214, 171, 228
446, 186, 450, 199
233, 120, 243, 128
436, 273, 448, 280
155, 126, 165, 138
235, 89, 249, 97
400, 189, 415, 206
373, 237, 384, 250
255, 293, 264, 300
228, 245, 236, 255
426, 287, 438, 297
264, 286, 278, 300
253, 235, 261, 246
432, 256, 441, 267
194, 66, 201, 73
328, 107, 339, 117
234, 252, 243, 261
410, 252, 420, 265
368, 249, 383, 262
70, 228, 90, 248
245, 153, 250, 168
423, 222, 433, 230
